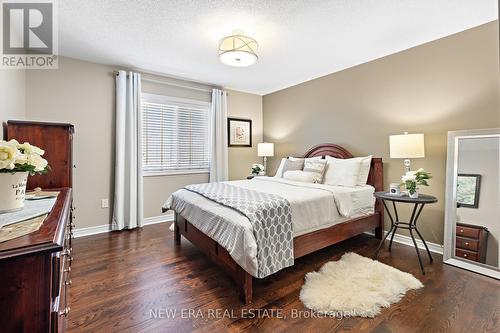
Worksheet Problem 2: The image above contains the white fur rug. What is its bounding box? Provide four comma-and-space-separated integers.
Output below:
300, 252, 423, 318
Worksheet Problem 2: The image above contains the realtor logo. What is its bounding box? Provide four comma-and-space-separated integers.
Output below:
1, 0, 58, 68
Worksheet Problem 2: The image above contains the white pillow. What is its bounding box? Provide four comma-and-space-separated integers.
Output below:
324, 156, 362, 187
357, 155, 372, 186
274, 158, 287, 177
283, 170, 316, 183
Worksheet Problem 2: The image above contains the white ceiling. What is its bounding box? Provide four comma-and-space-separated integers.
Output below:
59, 0, 498, 95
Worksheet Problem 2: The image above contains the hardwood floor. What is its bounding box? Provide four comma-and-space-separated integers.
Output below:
68, 223, 500, 333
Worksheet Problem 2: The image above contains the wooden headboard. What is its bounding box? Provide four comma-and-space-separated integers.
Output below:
301, 143, 384, 215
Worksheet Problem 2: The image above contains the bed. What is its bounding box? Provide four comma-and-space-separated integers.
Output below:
164, 144, 384, 304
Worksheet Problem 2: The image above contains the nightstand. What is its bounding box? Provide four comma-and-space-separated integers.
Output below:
373, 191, 438, 274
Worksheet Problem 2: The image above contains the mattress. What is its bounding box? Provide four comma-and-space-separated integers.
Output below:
163, 177, 375, 277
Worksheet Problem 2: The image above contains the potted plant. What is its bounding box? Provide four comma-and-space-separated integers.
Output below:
251, 163, 265, 176
0, 139, 49, 213
401, 168, 431, 198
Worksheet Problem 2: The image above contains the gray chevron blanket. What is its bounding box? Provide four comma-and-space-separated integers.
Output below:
185, 182, 293, 278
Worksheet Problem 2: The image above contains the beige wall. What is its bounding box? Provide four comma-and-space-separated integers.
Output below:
24, 56, 263, 226
0, 70, 26, 138
263, 21, 500, 245
227, 89, 264, 180
25, 57, 116, 229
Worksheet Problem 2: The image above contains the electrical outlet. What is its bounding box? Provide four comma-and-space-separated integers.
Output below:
101, 198, 109, 208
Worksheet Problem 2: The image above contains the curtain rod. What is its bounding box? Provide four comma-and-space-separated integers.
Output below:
113, 71, 214, 93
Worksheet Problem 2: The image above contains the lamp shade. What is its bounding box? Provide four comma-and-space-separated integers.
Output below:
219, 30, 258, 67
258, 142, 274, 157
390, 133, 425, 158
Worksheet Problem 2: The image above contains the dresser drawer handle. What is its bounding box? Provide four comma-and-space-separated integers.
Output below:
64, 267, 71, 273
464, 242, 469, 246
65, 279, 72, 286
59, 306, 71, 317
459, 229, 464, 233
463, 254, 467, 258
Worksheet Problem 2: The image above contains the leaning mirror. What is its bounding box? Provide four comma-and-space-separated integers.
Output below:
444, 128, 500, 279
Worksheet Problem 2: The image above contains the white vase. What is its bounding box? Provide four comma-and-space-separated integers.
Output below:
0, 172, 29, 213
408, 191, 419, 199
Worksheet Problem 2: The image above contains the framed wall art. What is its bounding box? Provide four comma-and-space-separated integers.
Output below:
228, 118, 252, 147
457, 174, 481, 208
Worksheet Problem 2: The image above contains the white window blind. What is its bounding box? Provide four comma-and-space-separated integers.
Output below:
141, 94, 210, 175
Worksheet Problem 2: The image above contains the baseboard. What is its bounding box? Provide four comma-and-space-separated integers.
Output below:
73, 214, 174, 238
143, 213, 174, 225
74, 217, 444, 255
73, 224, 111, 238
366, 230, 444, 255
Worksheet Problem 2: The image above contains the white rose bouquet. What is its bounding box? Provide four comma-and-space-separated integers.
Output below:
251, 163, 265, 175
0, 139, 50, 175
401, 168, 431, 197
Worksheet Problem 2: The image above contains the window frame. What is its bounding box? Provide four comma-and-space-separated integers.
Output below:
141, 93, 211, 177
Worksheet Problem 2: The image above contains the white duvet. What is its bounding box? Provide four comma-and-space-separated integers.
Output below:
163, 177, 375, 277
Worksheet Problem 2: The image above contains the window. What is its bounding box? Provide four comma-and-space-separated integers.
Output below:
141, 93, 210, 175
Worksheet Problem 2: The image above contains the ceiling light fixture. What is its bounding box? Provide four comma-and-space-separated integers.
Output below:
218, 30, 258, 67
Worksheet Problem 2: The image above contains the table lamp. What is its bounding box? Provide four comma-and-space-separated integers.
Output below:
257, 142, 274, 174
389, 132, 425, 172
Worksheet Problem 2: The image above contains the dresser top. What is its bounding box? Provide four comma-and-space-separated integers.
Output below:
0, 188, 72, 260
7, 120, 74, 129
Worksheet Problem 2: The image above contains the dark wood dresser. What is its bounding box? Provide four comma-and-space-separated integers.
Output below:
455, 222, 489, 263
0, 189, 73, 332
6, 120, 74, 190
3, 120, 75, 332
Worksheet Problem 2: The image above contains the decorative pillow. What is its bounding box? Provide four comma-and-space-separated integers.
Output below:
357, 155, 372, 186
275, 156, 322, 178
324, 156, 362, 187
283, 170, 316, 183
303, 158, 327, 183
280, 158, 304, 177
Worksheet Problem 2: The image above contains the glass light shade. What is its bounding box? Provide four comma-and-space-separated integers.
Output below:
390, 133, 425, 158
218, 32, 258, 67
258, 142, 274, 157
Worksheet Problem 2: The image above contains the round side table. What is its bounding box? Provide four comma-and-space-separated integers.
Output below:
373, 191, 438, 274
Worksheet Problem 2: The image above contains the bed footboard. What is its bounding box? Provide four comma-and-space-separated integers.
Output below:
174, 213, 253, 304
173, 210, 381, 305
